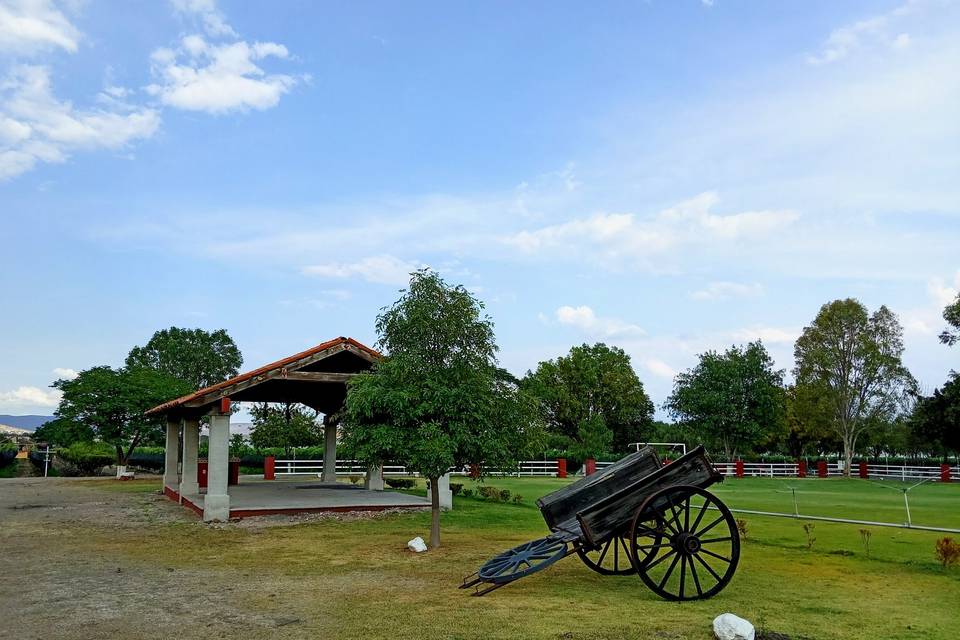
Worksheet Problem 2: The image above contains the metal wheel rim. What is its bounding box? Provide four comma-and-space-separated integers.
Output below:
478, 535, 568, 584
629, 485, 740, 601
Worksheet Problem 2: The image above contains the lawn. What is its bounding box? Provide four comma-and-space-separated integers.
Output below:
40, 476, 960, 639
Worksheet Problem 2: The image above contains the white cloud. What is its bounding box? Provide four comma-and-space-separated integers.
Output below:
555, 305, 645, 339
643, 358, 677, 380
690, 281, 763, 301
147, 36, 299, 114
302, 255, 422, 286
902, 271, 960, 336
170, 0, 237, 38
807, 1, 917, 65
51, 367, 77, 380
0, 65, 160, 180
0, 0, 81, 54
730, 326, 800, 345
0, 385, 61, 410
503, 192, 798, 266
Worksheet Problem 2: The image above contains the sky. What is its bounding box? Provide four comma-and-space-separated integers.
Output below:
1, 0, 958, 421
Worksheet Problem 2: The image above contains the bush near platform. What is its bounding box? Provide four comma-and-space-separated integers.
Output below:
385, 478, 416, 489
57, 441, 115, 476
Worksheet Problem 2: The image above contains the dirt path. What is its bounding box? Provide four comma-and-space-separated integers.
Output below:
0, 477, 313, 640
15, 458, 40, 477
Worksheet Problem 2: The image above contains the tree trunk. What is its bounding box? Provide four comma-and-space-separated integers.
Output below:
429, 475, 441, 549
842, 436, 853, 478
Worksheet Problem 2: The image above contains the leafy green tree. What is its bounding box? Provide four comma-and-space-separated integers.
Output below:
126, 327, 243, 390
940, 293, 960, 346
522, 343, 654, 455
342, 269, 542, 548
248, 402, 323, 455
784, 383, 842, 458
794, 299, 917, 476
911, 374, 960, 460
52, 366, 192, 465
33, 416, 95, 447
667, 341, 785, 460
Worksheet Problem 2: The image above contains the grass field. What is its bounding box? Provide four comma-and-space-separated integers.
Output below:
8, 475, 959, 639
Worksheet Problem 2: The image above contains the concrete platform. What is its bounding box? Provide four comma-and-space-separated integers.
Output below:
165, 476, 430, 519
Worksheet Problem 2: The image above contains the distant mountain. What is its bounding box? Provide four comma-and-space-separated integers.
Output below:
0, 415, 54, 431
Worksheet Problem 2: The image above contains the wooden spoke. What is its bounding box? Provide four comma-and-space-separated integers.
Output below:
699, 547, 733, 564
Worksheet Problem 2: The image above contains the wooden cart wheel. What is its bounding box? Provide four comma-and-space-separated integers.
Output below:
629, 485, 740, 601
478, 535, 568, 584
576, 526, 664, 576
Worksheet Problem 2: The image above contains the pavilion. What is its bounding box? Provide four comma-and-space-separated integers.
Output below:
146, 336, 431, 521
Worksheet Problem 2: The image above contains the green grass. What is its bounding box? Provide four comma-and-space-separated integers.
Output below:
62, 476, 960, 639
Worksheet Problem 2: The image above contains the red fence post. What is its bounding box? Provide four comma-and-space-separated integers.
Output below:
942, 464, 953, 483
797, 460, 807, 478
264, 455, 275, 480
858, 462, 868, 479
735, 460, 745, 478
663, 457, 672, 466
198, 460, 208, 488
817, 460, 827, 478
228, 459, 240, 486
585, 458, 596, 476
556, 458, 567, 479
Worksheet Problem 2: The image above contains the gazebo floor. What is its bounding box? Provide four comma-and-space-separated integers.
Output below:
165, 476, 430, 519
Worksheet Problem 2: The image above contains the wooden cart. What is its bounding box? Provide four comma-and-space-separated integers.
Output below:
460, 445, 740, 601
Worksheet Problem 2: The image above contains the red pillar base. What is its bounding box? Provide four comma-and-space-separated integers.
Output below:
817, 461, 827, 478
556, 458, 567, 479
735, 460, 744, 478
264, 455, 275, 480
797, 460, 807, 478
942, 464, 953, 483
858, 462, 868, 479
585, 458, 596, 476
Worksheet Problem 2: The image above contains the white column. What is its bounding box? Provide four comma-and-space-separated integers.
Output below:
322, 418, 337, 483
163, 419, 179, 489
438, 473, 453, 511
204, 412, 231, 522
180, 418, 200, 496
364, 465, 384, 491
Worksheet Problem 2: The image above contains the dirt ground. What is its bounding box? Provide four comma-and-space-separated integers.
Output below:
0, 475, 416, 640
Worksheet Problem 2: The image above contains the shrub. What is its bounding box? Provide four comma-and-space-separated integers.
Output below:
935, 537, 960, 569
57, 442, 115, 476
349, 475, 361, 485
499, 489, 511, 502
859, 529, 872, 558
460, 489, 474, 499
450, 483, 463, 496
802, 523, 816, 550
512, 494, 523, 505
736, 518, 749, 540
478, 486, 501, 501
386, 478, 416, 490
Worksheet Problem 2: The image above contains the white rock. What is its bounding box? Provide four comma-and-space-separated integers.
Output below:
713, 613, 755, 640
407, 536, 428, 553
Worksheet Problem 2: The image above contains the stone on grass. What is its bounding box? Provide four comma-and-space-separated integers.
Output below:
407, 536, 428, 553
713, 613, 755, 640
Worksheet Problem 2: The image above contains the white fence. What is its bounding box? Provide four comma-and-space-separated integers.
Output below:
715, 461, 959, 481
273, 459, 560, 477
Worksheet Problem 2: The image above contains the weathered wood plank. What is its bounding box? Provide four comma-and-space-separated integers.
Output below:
537, 447, 661, 532
576, 446, 721, 547
280, 371, 357, 383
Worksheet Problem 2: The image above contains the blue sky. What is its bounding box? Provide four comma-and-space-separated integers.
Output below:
1, 0, 958, 419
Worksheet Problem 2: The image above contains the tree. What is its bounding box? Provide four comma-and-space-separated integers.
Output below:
784, 384, 841, 458
911, 374, 960, 460
666, 341, 785, 460
32, 416, 95, 447
126, 327, 243, 390
521, 343, 654, 456
794, 299, 917, 476
341, 269, 541, 549
940, 293, 960, 346
52, 366, 192, 465
248, 402, 323, 454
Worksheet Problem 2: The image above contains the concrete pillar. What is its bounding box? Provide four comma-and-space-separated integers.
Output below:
322, 417, 337, 483
364, 465, 384, 491
180, 418, 200, 495
204, 413, 231, 522
437, 473, 453, 511
163, 419, 180, 489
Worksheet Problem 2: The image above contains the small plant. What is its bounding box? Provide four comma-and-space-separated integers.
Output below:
450, 483, 463, 496
859, 529, 872, 558
385, 478, 416, 490
935, 537, 960, 569
736, 518, 749, 540
499, 489, 512, 502
512, 494, 523, 505
802, 522, 816, 550
349, 475, 361, 485
460, 489, 474, 499
478, 486, 500, 501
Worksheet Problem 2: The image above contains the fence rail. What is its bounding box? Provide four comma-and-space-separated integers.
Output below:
715, 461, 959, 481
273, 459, 560, 477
